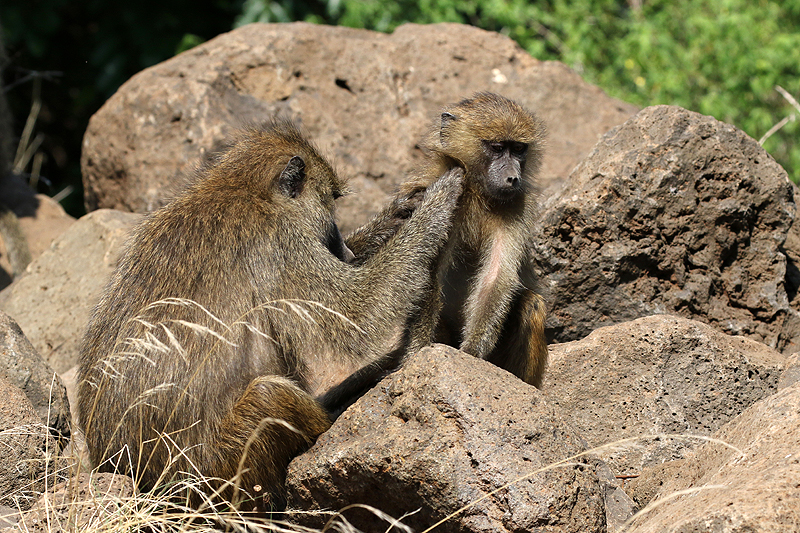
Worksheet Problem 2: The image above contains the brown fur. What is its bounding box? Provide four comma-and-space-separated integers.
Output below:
77, 121, 463, 511
348, 92, 548, 387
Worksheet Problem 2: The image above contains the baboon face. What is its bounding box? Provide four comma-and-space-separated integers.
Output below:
437, 92, 543, 204
326, 222, 355, 262
274, 150, 353, 262
479, 139, 528, 201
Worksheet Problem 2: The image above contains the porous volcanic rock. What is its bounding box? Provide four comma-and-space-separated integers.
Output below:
533, 105, 796, 351
81, 22, 638, 233
0, 311, 71, 446
286, 344, 615, 533
778, 352, 800, 390
779, 183, 800, 353
544, 314, 787, 475
625, 382, 800, 533
0, 374, 58, 510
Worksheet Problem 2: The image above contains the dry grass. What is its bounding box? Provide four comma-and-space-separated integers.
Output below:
0, 427, 744, 533
1, 458, 409, 533
759, 85, 800, 146
11, 76, 45, 191
18, 299, 376, 532
4, 301, 744, 532
80, 297, 364, 494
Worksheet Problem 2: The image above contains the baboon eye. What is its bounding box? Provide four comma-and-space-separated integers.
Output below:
510, 142, 528, 158
486, 142, 505, 154
333, 191, 343, 200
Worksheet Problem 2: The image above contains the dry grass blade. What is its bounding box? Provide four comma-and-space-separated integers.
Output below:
621, 484, 726, 531
12, 76, 44, 180
321, 503, 415, 533
2, 424, 743, 533
142, 298, 233, 331
418, 433, 743, 533
759, 85, 800, 145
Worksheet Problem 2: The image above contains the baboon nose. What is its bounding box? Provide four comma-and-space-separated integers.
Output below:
507, 176, 520, 187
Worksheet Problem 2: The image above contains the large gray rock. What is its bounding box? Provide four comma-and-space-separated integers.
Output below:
81, 22, 638, 233
625, 382, 800, 533
544, 315, 787, 475
533, 105, 796, 351
0, 311, 70, 445
0, 374, 58, 510
0, 210, 140, 373
287, 344, 616, 533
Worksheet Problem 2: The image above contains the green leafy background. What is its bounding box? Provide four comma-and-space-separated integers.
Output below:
2, 0, 798, 216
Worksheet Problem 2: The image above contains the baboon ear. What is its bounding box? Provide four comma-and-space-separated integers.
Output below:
441, 112, 457, 128
440, 112, 457, 145
278, 156, 306, 198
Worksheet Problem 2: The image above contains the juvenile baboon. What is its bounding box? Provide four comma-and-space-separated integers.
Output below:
347, 92, 548, 387
77, 120, 463, 511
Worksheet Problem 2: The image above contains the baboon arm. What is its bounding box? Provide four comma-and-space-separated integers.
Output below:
487, 289, 548, 388
344, 170, 461, 336
315, 340, 406, 417
460, 232, 524, 358
345, 189, 424, 266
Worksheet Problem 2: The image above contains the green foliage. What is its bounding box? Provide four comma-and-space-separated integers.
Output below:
234, 0, 328, 26
600, 0, 800, 180
321, 0, 800, 183
0, 0, 245, 215
2, 0, 799, 217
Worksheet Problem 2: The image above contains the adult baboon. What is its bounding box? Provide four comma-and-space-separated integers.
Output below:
347, 92, 548, 387
77, 121, 463, 511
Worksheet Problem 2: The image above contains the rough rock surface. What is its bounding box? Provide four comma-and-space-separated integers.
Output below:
0, 194, 76, 292
0, 210, 141, 373
287, 344, 613, 533
778, 352, 800, 390
1, 473, 135, 533
0, 311, 71, 445
533, 105, 796, 351
779, 183, 800, 353
0, 506, 17, 529
0, 374, 57, 510
81, 22, 638, 233
544, 314, 787, 475
625, 382, 800, 533
14, 196, 74, 258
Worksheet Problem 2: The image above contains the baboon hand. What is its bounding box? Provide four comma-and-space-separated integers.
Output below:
422, 166, 464, 212
392, 189, 425, 220
405, 166, 463, 249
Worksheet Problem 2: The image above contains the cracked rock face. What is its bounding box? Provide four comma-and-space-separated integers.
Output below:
0, 373, 58, 510
532, 105, 796, 351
